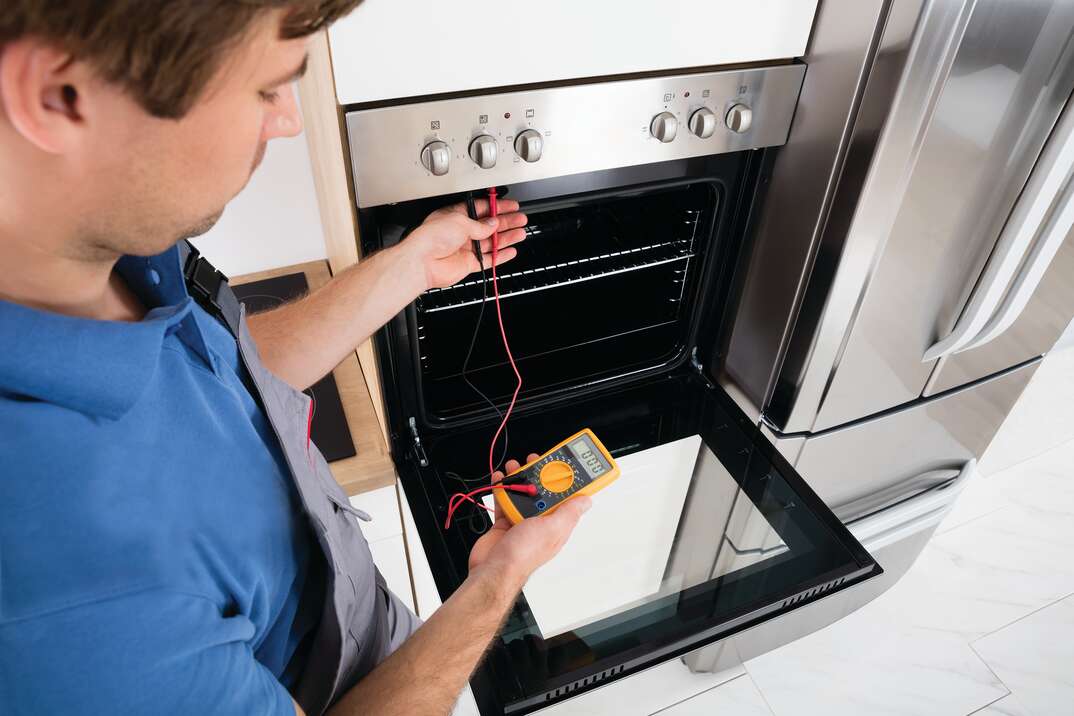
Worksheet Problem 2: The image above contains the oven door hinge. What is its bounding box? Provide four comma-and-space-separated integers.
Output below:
408, 417, 429, 467
690, 348, 717, 390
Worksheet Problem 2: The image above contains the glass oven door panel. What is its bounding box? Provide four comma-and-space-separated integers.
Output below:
517, 435, 702, 639
414, 375, 881, 714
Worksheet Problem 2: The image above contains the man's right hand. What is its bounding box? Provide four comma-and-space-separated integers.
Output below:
467, 455, 592, 590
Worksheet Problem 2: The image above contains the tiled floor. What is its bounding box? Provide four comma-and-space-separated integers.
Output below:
665, 436, 1074, 716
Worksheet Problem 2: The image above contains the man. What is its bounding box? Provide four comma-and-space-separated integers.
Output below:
0, 2, 590, 714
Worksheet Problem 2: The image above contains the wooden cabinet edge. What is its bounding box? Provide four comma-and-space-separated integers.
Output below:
232, 261, 397, 497
298, 29, 391, 449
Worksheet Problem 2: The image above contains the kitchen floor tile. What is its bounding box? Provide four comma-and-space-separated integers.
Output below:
652, 674, 773, 716
541, 660, 745, 716
883, 503, 1074, 642
943, 435, 1074, 535
744, 572, 1008, 716
854, 440, 1074, 654
937, 469, 1011, 534
971, 694, 1032, 716
972, 596, 1074, 716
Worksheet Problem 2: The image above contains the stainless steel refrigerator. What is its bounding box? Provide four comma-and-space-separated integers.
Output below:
699, 0, 1074, 671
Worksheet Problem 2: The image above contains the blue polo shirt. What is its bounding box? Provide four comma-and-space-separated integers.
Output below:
0, 246, 321, 715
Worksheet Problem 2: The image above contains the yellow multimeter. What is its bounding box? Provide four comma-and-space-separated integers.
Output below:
493, 429, 620, 524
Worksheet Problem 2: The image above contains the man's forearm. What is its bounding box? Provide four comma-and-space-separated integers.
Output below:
246, 245, 424, 390
326, 562, 524, 716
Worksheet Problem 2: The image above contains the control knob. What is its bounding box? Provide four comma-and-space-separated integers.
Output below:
514, 129, 543, 162
688, 107, 717, 139
420, 140, 451, 176
468, 134, 498, 169
725, 103, 753, 134
539, 461, 575, 493
650, 112, 678, 143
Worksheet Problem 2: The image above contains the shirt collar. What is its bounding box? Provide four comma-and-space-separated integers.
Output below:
0, 245, 201, 420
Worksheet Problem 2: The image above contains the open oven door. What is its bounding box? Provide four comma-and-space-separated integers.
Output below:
395, 368, 882, 716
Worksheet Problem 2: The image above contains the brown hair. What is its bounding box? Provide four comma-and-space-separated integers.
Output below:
0, 1, 361, 118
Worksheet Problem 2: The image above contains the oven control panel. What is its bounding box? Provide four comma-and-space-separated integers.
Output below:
345, 63, 806, 207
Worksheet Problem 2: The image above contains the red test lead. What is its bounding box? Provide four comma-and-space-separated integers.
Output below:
444, 186, 528, 531
444, 483, 537, 529
486, 186, 523, 483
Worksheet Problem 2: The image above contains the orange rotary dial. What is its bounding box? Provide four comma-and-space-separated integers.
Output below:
539, 461, 575, 493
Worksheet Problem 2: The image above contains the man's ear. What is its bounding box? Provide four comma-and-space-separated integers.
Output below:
0, 39, 90, 154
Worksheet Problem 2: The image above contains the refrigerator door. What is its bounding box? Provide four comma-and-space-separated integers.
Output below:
767, 0, 1074, 432
792, 359, 1037, 510
925, 104, 1074, 394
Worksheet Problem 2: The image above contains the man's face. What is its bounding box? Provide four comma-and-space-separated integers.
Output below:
76, 11, 308, 255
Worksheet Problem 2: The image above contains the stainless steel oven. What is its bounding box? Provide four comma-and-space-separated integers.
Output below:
344, 63, 884, 715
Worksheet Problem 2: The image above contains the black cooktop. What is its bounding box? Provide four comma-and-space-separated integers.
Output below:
232, 273, 357, 463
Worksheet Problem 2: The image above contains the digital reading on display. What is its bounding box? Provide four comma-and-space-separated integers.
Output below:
571, 439, 606, 476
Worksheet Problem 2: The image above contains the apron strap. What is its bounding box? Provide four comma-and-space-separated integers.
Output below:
178, 240, 242, 338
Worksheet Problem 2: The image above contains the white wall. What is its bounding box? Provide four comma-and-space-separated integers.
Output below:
191, 128, 327, 278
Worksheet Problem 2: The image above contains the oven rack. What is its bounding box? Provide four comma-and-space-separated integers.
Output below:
418, 238, 695, 313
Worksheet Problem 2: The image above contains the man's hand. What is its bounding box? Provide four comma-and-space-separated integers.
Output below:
468, 455, 592, 585
399, 198, 529, 290
246, 198, 528, 391
326, 454, 591, 716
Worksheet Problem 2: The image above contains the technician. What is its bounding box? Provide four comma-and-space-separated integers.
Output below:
0, 2, 591, 715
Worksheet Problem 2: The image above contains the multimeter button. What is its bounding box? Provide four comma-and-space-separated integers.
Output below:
539, 461, 574, 493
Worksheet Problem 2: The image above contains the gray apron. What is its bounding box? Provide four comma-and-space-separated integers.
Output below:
179, 242, 421, 716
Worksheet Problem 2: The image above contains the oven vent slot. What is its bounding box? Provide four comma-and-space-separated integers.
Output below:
780, 576, 847, 609
419, 238, 696, 313
543, 665, 626, 701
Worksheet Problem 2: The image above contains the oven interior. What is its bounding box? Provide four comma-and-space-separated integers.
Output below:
415, 181, 715, 421
362, 154, 759, 430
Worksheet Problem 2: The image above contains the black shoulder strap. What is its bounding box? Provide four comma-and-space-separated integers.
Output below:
177, 240, 242, 338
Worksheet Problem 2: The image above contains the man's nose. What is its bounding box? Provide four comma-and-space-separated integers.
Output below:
265, 83, 303, 140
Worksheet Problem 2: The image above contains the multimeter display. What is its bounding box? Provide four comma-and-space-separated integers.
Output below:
569, 438, 609, 477
494, 429, 620, 524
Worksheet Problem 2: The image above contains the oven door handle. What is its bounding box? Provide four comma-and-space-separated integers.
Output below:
923, 99, 1074, 362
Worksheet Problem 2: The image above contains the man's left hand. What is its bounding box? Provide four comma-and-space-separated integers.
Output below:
399, 198, 529, 290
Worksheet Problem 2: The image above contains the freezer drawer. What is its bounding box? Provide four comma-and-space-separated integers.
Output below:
789, 359, 1038, 511
396, 372, 881, 716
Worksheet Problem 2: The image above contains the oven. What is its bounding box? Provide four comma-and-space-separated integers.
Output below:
342, 61, 884, 715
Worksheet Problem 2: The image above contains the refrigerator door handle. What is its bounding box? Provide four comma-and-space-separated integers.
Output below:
846, 459, 975, 551
924, 99, 1074, 362
960, 105, 1074, 352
